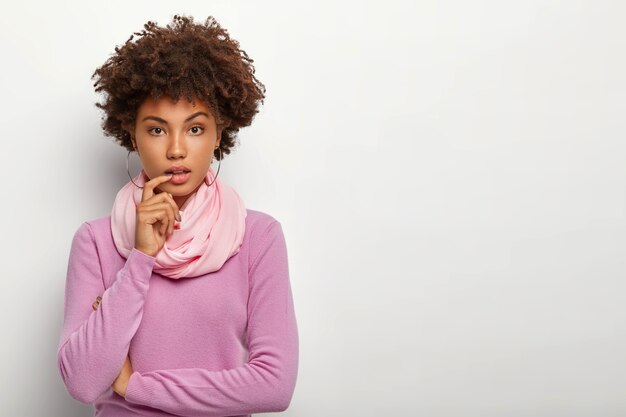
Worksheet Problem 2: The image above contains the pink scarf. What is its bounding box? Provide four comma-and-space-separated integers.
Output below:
110, 166, 247, 279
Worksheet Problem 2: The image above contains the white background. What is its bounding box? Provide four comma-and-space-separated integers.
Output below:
1, 0, 625, 416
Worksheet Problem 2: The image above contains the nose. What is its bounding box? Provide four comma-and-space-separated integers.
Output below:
167, 131, 187, 160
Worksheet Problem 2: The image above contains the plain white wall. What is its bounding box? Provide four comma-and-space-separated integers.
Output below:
1, 0, 625, 415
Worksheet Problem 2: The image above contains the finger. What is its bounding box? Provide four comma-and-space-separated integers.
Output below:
166, 194, 176, 235
139, 190, 180, 225
172, 196, 181, 222
164, 199, 176, 236
154, 202, 175, 233
142, 174, 173, 202
141, 191, 179, 216
137, 204, 172, 225
148, 199, 176, 236
140, 205, 173, 235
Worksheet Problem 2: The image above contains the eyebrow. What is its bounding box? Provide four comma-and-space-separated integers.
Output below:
141, 112, 210, 124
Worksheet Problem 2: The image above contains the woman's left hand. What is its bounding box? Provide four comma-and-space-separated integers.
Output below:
93, 295, 134, 398
112, 355, 133, 397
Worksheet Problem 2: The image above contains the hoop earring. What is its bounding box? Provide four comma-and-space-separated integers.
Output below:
127, 150, 144, 189
207, 147, 222, 187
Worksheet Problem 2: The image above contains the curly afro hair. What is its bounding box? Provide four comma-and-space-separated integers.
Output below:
91, 14, 266, 159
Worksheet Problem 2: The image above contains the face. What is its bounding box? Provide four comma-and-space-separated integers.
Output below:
130, 95, 221, 208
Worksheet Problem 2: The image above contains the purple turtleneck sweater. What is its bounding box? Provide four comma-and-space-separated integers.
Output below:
57, 209, 298, 416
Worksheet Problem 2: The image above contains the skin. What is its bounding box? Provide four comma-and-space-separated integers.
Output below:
104, 94, 223, 397
129, 94, 223, 257
131, 94, 222, 209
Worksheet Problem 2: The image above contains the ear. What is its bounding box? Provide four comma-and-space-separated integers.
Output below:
124, 122, 137, 149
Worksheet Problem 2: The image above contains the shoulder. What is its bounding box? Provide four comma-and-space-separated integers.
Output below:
70, 215, 116, 258
244, 208, 286, 261
245, 208, 281, 232
71, 215, 112, 241
75, 210, 279, 241
70, 216, 127, 279
70, 215, 109, 239
72, 210, 284, 260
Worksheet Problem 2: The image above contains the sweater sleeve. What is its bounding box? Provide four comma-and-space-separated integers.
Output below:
124, 221, 299, 417
57, 222, 156, 404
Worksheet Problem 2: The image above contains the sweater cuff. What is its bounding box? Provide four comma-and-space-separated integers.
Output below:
124, 371, 154, 406
125, 248, 157, 283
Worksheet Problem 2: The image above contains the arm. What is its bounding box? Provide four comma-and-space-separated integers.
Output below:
124, 221, 299, 416
57, 222, 156, 403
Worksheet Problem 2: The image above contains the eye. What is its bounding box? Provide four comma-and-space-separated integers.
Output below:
190, 126, 204, 135
148, 127, 165, 135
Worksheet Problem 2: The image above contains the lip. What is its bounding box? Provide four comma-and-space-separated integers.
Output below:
169, 171, 191, 185
164, 165, 191, 174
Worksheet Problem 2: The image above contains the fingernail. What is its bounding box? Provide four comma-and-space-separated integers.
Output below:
165, 173, 173, 176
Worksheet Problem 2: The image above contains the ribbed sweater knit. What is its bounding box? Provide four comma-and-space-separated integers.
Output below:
57, 209, 298, 416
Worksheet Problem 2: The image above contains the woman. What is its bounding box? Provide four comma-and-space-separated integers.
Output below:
57, 15, 298, 417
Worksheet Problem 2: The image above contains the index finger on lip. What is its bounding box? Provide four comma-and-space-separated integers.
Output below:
142, 174, 172, 201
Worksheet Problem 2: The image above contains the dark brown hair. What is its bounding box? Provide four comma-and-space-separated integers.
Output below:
91, 14, 266, 159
